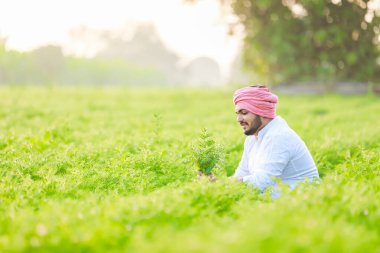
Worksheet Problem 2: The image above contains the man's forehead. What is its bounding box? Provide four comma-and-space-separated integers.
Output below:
235, 108, 248, 113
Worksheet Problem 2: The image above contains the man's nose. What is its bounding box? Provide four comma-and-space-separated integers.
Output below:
236, 114, 243, 122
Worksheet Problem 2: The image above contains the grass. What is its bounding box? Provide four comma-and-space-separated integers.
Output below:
0, 86, 379, 252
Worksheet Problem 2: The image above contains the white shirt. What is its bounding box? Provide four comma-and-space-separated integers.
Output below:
234, 116, 319, 191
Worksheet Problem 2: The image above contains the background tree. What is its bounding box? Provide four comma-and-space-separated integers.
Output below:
97, 23, 181, 84
31, 45, 65, 84
188, 0, 380, 84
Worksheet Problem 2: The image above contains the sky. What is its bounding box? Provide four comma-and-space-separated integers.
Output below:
0, 0, 243, 76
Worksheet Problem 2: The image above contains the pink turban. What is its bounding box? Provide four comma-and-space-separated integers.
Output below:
233, 86, 278, 119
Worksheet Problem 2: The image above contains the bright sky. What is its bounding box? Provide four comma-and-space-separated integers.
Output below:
0, 0, 243, 76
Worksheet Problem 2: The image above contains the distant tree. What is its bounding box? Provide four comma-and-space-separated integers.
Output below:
31, 45, 65, 83
0, 38, 38, 85
97, 23, 181, 83
0, 37, 6, 83
70, 23, 226, 86
187, 0, 380, 84
183, 57, 222, 86
228, 53, 250, 85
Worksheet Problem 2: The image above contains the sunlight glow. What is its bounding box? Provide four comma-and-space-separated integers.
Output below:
0, 0, 242, 76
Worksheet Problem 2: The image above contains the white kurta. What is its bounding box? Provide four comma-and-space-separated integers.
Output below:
234, 116, 319, 191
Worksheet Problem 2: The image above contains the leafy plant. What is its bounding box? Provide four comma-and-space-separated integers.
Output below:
192, 128, 222, 175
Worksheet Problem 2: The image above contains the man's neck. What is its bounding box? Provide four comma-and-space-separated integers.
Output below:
254, 118, 273, 137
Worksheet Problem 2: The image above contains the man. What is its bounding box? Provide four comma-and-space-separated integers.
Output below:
232, 86, 319, 193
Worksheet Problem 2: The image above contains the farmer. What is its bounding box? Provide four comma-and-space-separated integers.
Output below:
232, 85, 319, 194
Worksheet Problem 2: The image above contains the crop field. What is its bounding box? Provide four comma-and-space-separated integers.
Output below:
0, 86, 379, 252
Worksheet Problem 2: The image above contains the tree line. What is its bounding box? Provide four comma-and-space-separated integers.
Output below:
188, 0, 380, 85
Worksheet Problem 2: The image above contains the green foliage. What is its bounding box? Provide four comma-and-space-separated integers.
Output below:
225, 0, 380, 83
0, 87, 380, 252
192, 128, 223, 175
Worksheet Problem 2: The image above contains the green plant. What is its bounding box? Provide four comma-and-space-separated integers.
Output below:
192, 128, 222, 175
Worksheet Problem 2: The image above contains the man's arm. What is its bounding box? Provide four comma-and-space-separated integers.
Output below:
233, 138, 251, 178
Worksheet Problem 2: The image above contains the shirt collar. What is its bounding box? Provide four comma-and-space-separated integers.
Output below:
257, 116, 282, 141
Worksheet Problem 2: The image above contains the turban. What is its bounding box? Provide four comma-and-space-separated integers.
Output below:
233, 86, 278, 119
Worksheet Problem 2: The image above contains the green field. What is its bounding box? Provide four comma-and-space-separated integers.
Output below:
0, 87, 379, 252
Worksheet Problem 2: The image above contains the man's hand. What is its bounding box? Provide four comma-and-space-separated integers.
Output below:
197, 170, 217, 182
229, 176, 243, 183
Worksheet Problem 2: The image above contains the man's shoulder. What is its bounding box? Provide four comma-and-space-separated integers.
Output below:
267, 122, 293, 138
265, 122, 301, 145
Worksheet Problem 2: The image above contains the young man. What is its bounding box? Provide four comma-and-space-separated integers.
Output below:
232, 86, 319, 193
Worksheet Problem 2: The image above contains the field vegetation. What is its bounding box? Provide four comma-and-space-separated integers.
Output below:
0, 87, 379, 252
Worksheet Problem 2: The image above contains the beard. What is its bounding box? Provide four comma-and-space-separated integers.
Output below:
244, 116, 262, 136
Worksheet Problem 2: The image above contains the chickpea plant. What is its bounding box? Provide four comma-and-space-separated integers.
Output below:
192, 128, 222, 178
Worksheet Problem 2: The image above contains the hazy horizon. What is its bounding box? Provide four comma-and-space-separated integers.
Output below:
0, 0, 244, 77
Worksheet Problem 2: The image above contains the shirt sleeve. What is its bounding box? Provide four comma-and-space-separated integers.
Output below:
242, 134, 290, 191
233, 138, 250, 178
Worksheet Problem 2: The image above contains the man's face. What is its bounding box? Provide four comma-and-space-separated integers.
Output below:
236, 109, 262, 136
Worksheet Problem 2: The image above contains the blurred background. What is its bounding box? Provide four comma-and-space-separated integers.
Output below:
1, 0, 380, 93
